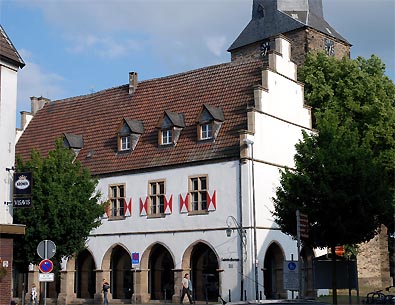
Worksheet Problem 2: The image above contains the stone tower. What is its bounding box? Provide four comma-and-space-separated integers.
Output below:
228, 0, 351, 66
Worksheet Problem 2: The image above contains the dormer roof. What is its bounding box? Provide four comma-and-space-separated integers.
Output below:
228, 0, 349, 52
0, 25, 25, 68
123, 118, 144, 134
64, 133, 84, 149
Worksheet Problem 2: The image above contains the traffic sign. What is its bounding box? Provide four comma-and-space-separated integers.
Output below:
37, 240, 56, 259
132, 252, 140, 266
39, 273, 54, 282
283, 260, 299, 290
39, 259, 53, 273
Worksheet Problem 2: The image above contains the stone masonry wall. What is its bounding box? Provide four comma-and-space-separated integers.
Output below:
357, 225, 391, 292
0, 236, 13, 305
230, 28, 350, 67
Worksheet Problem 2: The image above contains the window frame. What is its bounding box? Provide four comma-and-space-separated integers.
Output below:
160, 129, 173, 145
119, 135, 131, 151
148, 179, 166, 217
188, 175, 208, 214
199, 123, 213, 140
108, 183, 126, 219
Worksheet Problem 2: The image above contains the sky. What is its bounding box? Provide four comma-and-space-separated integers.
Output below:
0, 0, 394, 128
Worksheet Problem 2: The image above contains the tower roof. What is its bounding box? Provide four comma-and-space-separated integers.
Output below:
0, 25, 25, 68
228, 0, 349, 52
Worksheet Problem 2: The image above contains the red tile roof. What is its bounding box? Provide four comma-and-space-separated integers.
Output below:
16, 60, 263, 176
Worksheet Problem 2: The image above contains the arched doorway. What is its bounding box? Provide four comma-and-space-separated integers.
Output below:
75, 249, 96, 298
190, 242, 219, 302
149, 244, 174, 301
111, 246, 132, 299
263, 242, 285, 299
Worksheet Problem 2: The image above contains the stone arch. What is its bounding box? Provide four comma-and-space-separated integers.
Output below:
75, 248, 97, 298
101, 244, 132, 300
263, 241, 286, 299
182, 240, 220, 302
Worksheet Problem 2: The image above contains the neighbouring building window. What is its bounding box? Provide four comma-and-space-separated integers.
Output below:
109, 184, 125, 218
149, 180, 165, 215
189, 176, 208, 211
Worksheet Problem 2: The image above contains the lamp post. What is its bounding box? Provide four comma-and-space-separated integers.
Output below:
243, 138, 259, 301
226, 215, 246, 300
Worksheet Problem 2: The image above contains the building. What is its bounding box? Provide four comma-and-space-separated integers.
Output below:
0, 25, 26, 305
13, 0, 390, 304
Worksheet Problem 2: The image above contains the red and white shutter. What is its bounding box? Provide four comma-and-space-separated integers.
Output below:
139, 197, 148, 216
164, 195, 173, 214
179, 193, 189, 213
124, 198, 132, 217
207, 190, 217, 211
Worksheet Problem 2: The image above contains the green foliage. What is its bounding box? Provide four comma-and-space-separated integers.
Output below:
273, 53, 395, 249
13, 139, 105, 268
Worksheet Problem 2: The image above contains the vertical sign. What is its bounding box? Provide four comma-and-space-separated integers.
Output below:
131, 252, 140, 267
13, 171, 33, 207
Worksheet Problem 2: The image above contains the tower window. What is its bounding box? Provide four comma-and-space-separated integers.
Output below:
257, 5, 265, 19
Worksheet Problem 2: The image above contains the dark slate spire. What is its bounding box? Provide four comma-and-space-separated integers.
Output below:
228, 0, 349, 52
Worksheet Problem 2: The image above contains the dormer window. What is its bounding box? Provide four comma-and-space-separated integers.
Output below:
63, 133, 84, 161
120, 136, 131, 151
200, 123, 212, 140
117, 118, 144, 153
157, 111, 185, 146
161, 129, 173, 145
196, 104, 225, 142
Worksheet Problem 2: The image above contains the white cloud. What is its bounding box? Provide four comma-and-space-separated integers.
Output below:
16, 50, 65, 118
66, 34, 142, 58
204, 35, 227, 57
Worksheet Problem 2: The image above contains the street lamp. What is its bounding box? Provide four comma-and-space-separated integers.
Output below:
243, 138, 259, 301
226, 216, 247, 258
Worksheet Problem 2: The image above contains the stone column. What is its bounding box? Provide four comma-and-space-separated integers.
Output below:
173, 269, 186, 304
25, 266, 39, 304
133, 268, 150, 303
94, 270, 112, 305
57, 269, 76, 305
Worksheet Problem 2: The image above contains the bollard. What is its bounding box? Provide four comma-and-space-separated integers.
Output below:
164, 289, 167, 304
260, 290, 262, 301
244, 290, 247, 301
228, 289, 231, 302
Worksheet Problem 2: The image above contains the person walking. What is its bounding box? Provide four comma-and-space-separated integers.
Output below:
28, 283, 38, 305
102, 278, 110, 305
180, 273, 193, 304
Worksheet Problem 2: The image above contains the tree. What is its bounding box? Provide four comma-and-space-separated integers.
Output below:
13, 139, 105, 269
272, 53, 395, 302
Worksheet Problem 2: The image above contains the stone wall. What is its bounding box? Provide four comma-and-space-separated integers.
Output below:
357, 225, 391, 292
230, 27, 351, 67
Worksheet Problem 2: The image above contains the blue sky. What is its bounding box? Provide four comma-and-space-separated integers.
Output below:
1, 0, 394, 128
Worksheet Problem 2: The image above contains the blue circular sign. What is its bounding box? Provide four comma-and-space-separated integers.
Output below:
39, 259, 53, 273
288, 262, 297, 271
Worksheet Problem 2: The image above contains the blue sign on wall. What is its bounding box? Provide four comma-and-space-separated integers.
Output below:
132, 252, 140, 265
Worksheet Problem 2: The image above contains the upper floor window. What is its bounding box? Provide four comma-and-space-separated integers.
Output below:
117, 118, 144, 153
196, 104, 225, 142
149, 180, 165, 215
189, 175, 208, 212
157, 110, 185, 146
109, 184, 125, 218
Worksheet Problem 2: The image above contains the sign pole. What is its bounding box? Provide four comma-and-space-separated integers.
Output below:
44, 241, 47, 305
296, 210, 302, 299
